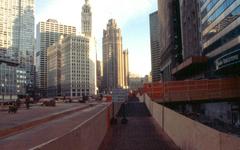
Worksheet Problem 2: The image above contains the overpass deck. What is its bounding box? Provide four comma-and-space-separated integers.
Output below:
100, 97, 179, 150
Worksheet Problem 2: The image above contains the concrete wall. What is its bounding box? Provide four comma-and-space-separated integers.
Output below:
34, 103, 112, 150
141, 94, 240, 150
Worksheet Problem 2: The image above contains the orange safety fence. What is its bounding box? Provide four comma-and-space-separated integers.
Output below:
142, 77, 240, 102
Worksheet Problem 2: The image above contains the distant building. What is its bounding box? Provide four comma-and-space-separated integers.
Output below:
102, 19, 124, 92
47, 36, 63, 97
149, 11, 161, 82
61, 35, 94, 97
0, 0, 35, 96
123, 49, 129, 89
0, 56, 21, 101
46, 0, 96, 97
129, 73, 144, 90
36, 19, 76, 97
82, 0, 92, 37
158, 0, 182, 81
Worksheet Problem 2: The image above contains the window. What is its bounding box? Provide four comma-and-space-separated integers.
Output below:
202, 0, 236, 30
203, 5, 240, 43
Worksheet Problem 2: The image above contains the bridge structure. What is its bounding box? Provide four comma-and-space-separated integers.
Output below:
1, 77, 240, 150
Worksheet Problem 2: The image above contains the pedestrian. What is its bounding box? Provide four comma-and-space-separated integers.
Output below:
25, 96, 30, 109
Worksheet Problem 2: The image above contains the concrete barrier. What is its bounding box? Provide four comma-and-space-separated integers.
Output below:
141, 94, 240, 150
33, 103, 112, 150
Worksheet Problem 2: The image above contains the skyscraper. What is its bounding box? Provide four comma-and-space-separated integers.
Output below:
97, 60, 103, 92
82, 0, 97, 95
0, 0, 35, 95
123, 49, 129, 89
102, 19, 124, 92
82, 0, 92, 37
149, 11, 161, 82
36, 19, 76, 96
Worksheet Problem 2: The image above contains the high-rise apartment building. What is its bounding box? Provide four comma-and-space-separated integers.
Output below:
82, 0, 92, 37
0, 0, 34, 95
61, 35, 93, 97
102, 19, 124, 92
200, 0, 240, 77
149, 11, 161, 82
123, 49, 129, 89
36, 19, 76, 96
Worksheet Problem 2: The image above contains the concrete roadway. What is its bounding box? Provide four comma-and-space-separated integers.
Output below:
0, 103, 88, 130
0, 102, 109, 150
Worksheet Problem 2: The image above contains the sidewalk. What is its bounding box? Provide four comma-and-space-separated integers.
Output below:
100, 98, 179, 150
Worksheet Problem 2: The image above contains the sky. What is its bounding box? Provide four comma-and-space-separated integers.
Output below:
36, 0, 158, 77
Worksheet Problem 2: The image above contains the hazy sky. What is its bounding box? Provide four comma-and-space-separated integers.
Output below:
36, 0, 158, 77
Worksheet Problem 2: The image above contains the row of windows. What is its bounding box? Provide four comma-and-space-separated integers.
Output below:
202, 0, 236, 31
201, 0, 219, 19
71, 92, 89, 97
203, 5, 240, 43
203, 25, 240, 55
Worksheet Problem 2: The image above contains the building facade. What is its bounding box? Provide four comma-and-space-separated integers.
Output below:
123, 49, 129, 89
0, 55, 27, 101
200, 0, 240, 77
61, 35, 93, 97
158, 0, 182, 81
102, 19, 124, 92
0, 0, 35, 96
179, 0, 201, 59
47, 36, 63, 97
36, 19, 76, 97
0, 57, 18, 101
171, 0, 206, 80
149, 11, 161, 82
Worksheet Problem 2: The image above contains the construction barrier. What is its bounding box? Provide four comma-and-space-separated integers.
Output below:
143, 77, 240, 102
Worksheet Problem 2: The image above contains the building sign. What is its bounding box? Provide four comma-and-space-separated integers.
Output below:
112, 88, 128, 102
215, 49, 240, 70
